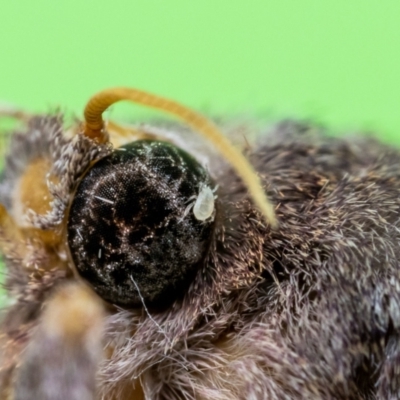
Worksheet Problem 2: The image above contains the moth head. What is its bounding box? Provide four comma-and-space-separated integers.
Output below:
0, 87, 277, 309
67, 87, 277, 308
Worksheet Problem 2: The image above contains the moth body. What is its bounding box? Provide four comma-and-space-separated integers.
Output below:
0, 91, 400, 399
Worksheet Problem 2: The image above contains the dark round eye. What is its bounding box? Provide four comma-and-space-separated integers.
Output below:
67, 140, 216, 308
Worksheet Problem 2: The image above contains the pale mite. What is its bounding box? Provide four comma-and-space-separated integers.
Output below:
193, 184, 215, 221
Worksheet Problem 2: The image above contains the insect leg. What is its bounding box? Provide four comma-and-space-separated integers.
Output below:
14, 283, 105, 400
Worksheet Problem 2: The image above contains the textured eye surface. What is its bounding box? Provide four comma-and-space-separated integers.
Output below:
67, 140, 216, 308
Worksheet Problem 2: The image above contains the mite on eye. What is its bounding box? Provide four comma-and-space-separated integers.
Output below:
193, 185, 216, 221
67, 140, 216, 308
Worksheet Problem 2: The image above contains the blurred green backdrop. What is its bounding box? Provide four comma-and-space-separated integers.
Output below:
1, 0, 400, 141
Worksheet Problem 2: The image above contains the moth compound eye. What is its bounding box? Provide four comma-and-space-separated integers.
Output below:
67, 140, 216, 308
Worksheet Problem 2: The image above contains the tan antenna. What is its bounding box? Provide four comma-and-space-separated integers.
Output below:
83, 87, 277, 227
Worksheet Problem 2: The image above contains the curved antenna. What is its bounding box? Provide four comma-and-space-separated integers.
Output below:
83, 87, 277, 227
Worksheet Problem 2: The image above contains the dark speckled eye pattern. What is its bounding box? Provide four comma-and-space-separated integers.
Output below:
67, 140, 216, 308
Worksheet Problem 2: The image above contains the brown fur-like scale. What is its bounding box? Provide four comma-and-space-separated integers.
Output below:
1, 117, 400, 399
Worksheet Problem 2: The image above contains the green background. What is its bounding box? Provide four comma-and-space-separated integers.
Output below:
1, 1, 400, 142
